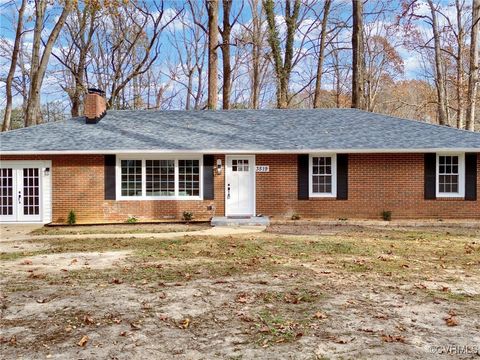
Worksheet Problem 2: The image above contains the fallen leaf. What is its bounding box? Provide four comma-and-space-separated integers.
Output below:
9, 335, 16, 345
382, 334, 406, 343
180, 318, 190, 329
77, 335, 89, 347
111, 278, 123, 284
130, 322, 141, 330
259, 326, 270, 333
313, 311, 327, 320
83, 315, 94, 325
358, 328, 375, 333
119, 331, 127, 337
158, 314, 168, 321
445, 316, 458, 327
20, 259, 32, 265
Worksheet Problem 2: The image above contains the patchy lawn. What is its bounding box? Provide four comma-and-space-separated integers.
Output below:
1, 225, 479, 359
29, 223, 210, 236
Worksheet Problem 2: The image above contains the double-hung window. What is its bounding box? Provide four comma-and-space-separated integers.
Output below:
309, 154, 337, 197
436, 154, 465, 198
118, 156, 202, 199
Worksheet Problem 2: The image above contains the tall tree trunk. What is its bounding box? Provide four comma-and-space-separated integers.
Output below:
427, 0, 448, 125
207, 0, 219, 110
2, 0, 27, 132
25, 0, 46, 127
186, 70, 193, 110
351, 0, 365, 109
466, 0, 480, 131
220, 0, 232, 109
455, 0, 465, 128
264, 0, 301, 109
250, 0, 262, 109
25, 0, 72, 126
313, 0, 331, 109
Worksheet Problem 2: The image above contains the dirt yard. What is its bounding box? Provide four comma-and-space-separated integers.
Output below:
1, 223, 479, 359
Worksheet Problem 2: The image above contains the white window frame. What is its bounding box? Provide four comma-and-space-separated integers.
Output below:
309, 154, 337, 198
116, 155, 203, 200
436, 153, 465, 198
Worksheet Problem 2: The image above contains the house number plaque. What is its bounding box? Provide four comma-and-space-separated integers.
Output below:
255, 165, 269, 173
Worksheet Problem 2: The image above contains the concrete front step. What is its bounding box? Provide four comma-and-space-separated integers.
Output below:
211, 216, 270, 227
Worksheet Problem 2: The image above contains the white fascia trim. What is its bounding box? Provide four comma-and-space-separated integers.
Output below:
1, 148, 479, 155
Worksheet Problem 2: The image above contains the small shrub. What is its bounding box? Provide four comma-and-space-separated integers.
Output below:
291, 213, 300, 221
126, 216, 138, 224
381, 210, 392, 221
182, 211, 194, 223
67, 210, 76, 225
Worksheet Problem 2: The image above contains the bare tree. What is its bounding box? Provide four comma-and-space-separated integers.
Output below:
53, 4, 99, 116
313, 0, 332, 108
167, 3, 208, 110
25, 0, 73, 127
238, 0, 269, 109
466, 0, 480, 130
2, 0, 27, 131
219, 0, 243, 109
263, 0, 301, 108
207, 0, 219, 109
351, 0, 365, 109
427, 0, 449, 125
90, 1, 180, 109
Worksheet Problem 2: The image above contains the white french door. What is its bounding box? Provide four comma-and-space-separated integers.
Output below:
225, 155, 255, 217
0, 166, 42, 222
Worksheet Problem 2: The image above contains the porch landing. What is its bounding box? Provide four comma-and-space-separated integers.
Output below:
211, 216, 270, 227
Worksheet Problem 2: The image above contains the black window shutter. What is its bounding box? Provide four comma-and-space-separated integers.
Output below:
337, 154, 348, 200
465, 153, 477, 201
298, 154, 309, 200
203, 155, 214, 200
104, 155, 116, 200
424, 153, 436, 200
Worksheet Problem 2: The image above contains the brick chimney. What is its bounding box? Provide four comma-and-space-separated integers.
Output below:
84, 88, 106, 124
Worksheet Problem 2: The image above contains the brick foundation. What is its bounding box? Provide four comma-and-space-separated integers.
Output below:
1, 153, 478, 223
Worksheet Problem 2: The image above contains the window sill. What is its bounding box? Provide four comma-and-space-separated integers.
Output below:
436, 193, 465, 199
308, 196, 337, 200
309, 194, 336, 198
116, 196, 203, 201
435, 196, 466, 201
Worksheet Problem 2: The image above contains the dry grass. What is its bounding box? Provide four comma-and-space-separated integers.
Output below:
29, 223, 210, 236
1, 224, 479, 359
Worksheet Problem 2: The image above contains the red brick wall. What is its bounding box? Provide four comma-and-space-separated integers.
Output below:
1, 153, 478, 222
0, 155, 225, 223
255, 154, 480, 219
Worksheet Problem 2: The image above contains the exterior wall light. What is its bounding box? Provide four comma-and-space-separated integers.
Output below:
217, 159, 222, 175
44, 167, 50, 176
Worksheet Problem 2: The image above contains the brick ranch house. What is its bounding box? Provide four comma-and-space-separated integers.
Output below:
0, 90, 479, 224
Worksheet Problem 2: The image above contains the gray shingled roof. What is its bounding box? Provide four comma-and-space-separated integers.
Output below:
1, 108, 479, 153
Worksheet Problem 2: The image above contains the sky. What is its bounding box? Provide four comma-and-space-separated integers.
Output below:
0, 0, 467, 113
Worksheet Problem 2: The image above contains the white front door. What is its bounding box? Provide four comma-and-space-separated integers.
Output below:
0, 165, 43, 222
226, 155, 255, 216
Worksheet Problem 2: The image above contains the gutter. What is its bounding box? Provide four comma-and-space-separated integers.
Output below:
1, 148, 480, 155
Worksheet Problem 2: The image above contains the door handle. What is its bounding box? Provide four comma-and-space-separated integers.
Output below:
18, 191, 22, 204
227, 184, 231, 199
